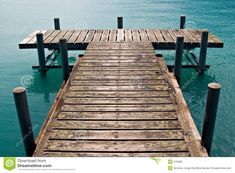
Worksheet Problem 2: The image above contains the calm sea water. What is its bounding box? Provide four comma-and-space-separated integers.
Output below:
0, 0, 234, 156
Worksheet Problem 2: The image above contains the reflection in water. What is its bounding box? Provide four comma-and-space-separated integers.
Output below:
26, 53, 80, 103
28, 70, 63, 103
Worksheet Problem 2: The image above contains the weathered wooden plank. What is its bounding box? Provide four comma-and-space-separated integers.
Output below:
77, 64, 159, 68
42, 151, 190, 157
120, 42, 153, 48
44, 30, 61, 44
139, 29, 149, 42
201, 30, 221, 45
153, 29, 165, 42
57, 111, 177, 120
87, 42, 153, 49
52, 120, 180, 130
208, 32, 223, 44
174, 29, 191, 43
180, 29, 196, 43
193, 29, 223, 46
132, 29, 141, 42
187, 30, 201, 42
49, 130, 184, 140
146, 29, 157, 42
109, 29, 117, 42
82, 55, 157, 60
167, 30, 179, 42
67, 90, 170, 98
78, 62, 158, 67
193, 30, 214, 43
27, 30, 47, 44
80, 59, 158, 63
45, 140, 188, 152
73, 70, 162, 76
71, 80, 166, 86
61, 104, 176, 112
81, 59, 159, 63
75, 67, 161, 72
76, 30, 88, 43
50, 30, 68, 44
20, 30, 41, 44
84, 52, 154, 56
117, 29, 125, 42
67, 30, 81, 43
78, 76, 159, 81
160, 30, 174, 43
92, 30, 103, 42
124, 29, 132, 42
72, 76, 162, 80
84, 30, 95, 43
62, 30, 75, 41
69, 85, 168, 91
80, 58, 157, 62
100, 30, 110, 42
64, 97, 172, 105
181, 29, 198, 43
80, 56, 155, 61
42, 30, 55, 42
85, 49, 154, 54
77, 67, 161, 71
73, 76, 166, 81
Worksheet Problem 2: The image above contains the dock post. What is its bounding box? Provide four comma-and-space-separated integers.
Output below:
59, 39, 70, 81
174, 36, 184, 81
54, 18, 60, 30
201, 83, 221, 155
180, 16, 186, 29
36, 33, 46, 72
13, 87, 36, 156
198, 30, 209, 74
117, 17, 123, 29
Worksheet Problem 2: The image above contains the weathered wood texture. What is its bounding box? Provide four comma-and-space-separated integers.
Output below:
19, 29, 223, 49
34, 42, 208, 157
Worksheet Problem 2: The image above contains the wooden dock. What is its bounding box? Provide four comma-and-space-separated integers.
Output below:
12, 14, 226, 157
19, 29, 223, 50
33, 42, 208, 157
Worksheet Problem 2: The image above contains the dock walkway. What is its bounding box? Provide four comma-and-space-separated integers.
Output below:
34, 42, 207, 157
19, 29, 223, 49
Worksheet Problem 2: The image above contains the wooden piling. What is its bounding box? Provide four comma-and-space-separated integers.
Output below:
117, 17, 123, 29
13, 87, 36, 156
180, 16, 186, 29
198, 30, 209, 74
174, 36, 184, 81
201, 83, 221, 155
54, 18, 60, 30
36, 33, 46, 72
60, 39, 69, 81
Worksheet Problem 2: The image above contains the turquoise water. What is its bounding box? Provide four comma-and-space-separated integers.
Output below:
0, 0, 234, 156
